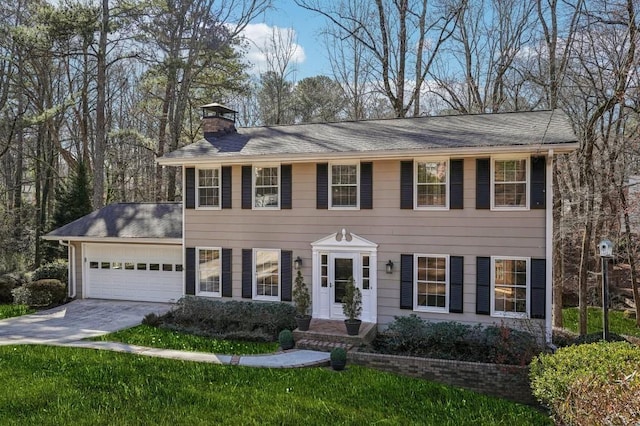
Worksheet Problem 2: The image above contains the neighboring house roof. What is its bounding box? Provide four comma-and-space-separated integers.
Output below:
158, 109, 578, 165
43, 203, 182, 241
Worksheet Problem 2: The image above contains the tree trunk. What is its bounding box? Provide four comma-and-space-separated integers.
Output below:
93, 0, 108, 209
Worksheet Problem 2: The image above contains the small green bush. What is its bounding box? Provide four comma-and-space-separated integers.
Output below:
330, 347, 347, 363
142, 312, 161, 327
278, 329, 294, 350
164, 297, 296, 341
530, 341, 640, 424
11, 279, 67, 307
0, 277, 17, 304
33, 259, 68, 283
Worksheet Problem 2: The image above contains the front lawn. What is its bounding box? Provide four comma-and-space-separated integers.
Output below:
562, 307, 640, 337
0, 304, 34, 320
90, 324, 279, 355
0, 345, 550, 425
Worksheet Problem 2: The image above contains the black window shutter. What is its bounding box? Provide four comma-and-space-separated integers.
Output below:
531, 156, 546, 209
221, 166, 232, 209
476, 159, 490, 209
400, 161, 413, 209
221, 248, 232, 297
449, 256, 464, 313
400, 254, 414, 309
185, 247, 196, 295
450, 159, 464, 209
185, 168, 196, 209
241, 165, 252, 209
360, 162, 373, 209
242, 249, 252, 298
281, 164, 292, 209
476, 257, 491, 315
281, 250, 292, 301
316, 163, 328, 209
531, 258, 546, 319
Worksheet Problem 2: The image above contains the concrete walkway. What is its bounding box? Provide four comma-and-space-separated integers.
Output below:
0, 299, 330, 368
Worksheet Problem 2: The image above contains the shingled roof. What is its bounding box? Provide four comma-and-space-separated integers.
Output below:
158, 109, 577, 164
44, 203, 182, 240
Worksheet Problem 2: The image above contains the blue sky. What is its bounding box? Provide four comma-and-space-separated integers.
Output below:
242, 0, 330, 79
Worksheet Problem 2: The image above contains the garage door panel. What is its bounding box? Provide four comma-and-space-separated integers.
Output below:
85, 244, 183, 303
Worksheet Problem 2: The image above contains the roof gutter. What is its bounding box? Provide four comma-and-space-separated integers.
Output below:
42, 237, 182, 244
156, 142, 579, 167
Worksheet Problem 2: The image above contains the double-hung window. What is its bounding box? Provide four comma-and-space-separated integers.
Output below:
414, 254, 448, 312
254, 249, 280, 300
330, 163, 358, 208
492, 158, 528, 209
491, 257, 529, 317
197, 248, 221, 297
415, 159, 448, 208
197, 168, 220, 208
254, 165, 280, 209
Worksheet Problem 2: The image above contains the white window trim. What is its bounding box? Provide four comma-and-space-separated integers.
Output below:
196, 247, 222, 298
491, 156, 530, 211
196, 167, 221, 210
414, 157, 450, 210
252, 164, 281, 210
413, 254, 449, 313
490, 256, 530, 319
253, 248, 281, 301
329, 161, 360, 210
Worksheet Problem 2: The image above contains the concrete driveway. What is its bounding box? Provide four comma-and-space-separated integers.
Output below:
0, 299, 173, 345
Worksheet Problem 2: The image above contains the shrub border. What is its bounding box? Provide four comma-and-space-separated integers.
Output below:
348, 350, 536, 405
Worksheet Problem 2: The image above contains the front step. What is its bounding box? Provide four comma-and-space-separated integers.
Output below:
296, 338, 353, 352
292, 319, 377, 350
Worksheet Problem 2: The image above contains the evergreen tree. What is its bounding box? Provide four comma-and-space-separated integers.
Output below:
53, 162, 93, 229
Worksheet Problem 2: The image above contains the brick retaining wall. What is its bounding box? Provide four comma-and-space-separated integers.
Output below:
348, 351, 536, 405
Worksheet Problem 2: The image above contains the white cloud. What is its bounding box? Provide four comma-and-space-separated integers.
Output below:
239, 23, 306, 75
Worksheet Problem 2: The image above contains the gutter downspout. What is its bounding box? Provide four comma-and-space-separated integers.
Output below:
59, 240, 76, 298
545, 149, 554, 344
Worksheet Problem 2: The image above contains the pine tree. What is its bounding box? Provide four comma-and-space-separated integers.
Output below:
53, 162, 93, 229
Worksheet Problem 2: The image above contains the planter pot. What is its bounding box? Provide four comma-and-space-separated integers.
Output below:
330, 359, 346, 371
344, 319, 362, 336
295, 315, 312, 331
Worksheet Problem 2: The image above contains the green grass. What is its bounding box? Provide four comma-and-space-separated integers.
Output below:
0, 304, 34, 320
562, 307, 640, 337
90, 324, 279, 355
0, 345, 550, 425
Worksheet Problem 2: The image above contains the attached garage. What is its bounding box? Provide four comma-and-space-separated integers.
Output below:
84, 243, 183, 302
43, 203, 184, 303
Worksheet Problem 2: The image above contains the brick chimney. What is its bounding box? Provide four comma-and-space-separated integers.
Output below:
202, 103, 236, 137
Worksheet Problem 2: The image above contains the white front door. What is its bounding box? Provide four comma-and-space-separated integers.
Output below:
330, 252, 358, 319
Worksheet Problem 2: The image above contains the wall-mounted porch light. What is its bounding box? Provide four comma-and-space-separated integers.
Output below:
294, 256, 303, 270
386, 260, 394, 274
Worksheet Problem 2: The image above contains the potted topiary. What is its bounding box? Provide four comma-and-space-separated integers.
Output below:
293, 270, 312, 331
330, 347, 347, 371
278, 329, 294, 350
342, 276, 362, 336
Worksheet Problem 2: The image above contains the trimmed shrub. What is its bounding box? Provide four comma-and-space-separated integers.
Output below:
278, 329, 294, 350
142, 313, 161, 327
11, 279, 67, 307
376, 315, 543, 365
163, 297, 296, 341
530, 341, 640, 425
32, 259, 68, 283
0, 276, 18, 304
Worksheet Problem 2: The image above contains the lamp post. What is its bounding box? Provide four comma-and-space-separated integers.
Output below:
598, 240, 613, 341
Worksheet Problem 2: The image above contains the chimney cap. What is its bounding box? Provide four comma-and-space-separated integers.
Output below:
201, 103, 236, 115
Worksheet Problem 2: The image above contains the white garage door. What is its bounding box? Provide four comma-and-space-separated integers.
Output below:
84, 243, 183, 303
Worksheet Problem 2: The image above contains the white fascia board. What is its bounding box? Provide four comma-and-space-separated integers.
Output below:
40, 236, 182, 245
156, 142, 579, 167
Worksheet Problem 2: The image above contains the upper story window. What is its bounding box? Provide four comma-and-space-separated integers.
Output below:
254, 249, 280, 301
415, 159, 448, 209
197, 248, 221, 297
254, 165, 280, 209
197, 168, 220, 208
492, 158, 528, 209
331, 163, 359, 208
492, 257, 529, 318
414, 254, 448, 312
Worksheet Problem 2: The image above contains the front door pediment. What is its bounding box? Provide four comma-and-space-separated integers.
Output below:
311, 229, 378, 251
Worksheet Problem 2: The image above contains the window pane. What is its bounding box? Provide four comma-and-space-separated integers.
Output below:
125, 262, 135, 270
494, 258, 527, 315
256, 250, 279, 297
416, 256, 447, 309
494, 159, 527, 207
198, 168, 220, 207
331, 164, 358, 207
162, 264, 173, 272
90, 261, 99, 269
149, 263, 160, 271
199, 249, 220, 294
254, 167, 279, 208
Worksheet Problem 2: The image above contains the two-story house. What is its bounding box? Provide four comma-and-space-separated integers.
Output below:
46, 104, 577, 342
